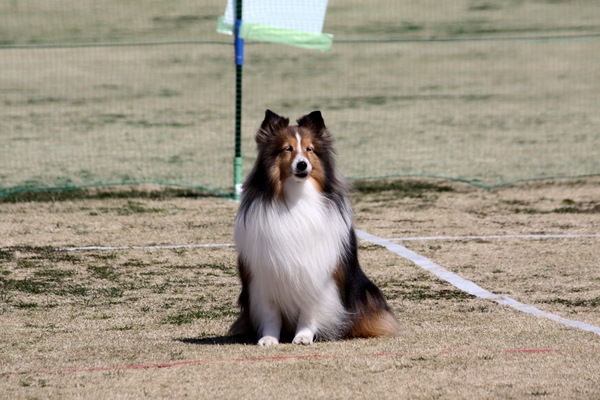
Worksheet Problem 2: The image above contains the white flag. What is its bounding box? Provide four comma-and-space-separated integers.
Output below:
217, 0, 332, 50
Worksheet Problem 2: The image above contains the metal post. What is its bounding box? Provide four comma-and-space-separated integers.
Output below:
233, 0, 244, 200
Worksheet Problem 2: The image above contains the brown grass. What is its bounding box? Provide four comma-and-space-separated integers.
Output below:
1, 0, 600, 397
1, 178, 599, 398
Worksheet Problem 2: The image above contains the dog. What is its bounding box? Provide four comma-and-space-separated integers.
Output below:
230, 110, 400, 345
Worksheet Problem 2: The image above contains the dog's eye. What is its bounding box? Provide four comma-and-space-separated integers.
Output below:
306, 147, 313, 152
285, 146, 293, 152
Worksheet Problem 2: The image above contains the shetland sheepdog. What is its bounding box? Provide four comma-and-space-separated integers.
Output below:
230, 110, 400, 345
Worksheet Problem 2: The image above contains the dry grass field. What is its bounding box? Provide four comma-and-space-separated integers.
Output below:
1, 178, 599, 399
1, 0, 600, 398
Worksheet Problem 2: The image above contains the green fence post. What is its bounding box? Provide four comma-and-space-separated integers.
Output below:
233, 0, 244, 200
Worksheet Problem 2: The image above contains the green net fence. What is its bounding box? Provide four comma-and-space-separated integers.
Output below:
2, 0, 599, 198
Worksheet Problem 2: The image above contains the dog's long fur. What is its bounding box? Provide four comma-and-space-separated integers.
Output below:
230, 110, 400, 345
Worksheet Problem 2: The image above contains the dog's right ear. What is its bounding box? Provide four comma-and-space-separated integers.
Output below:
256, 110, 289, 146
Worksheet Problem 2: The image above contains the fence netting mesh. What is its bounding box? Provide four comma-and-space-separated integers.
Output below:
2, 1, 599, 197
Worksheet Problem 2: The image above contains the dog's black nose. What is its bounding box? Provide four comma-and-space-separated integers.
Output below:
297, 161, 307, 171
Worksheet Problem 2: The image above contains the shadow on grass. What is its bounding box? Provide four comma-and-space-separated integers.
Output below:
175, 335, 254, 345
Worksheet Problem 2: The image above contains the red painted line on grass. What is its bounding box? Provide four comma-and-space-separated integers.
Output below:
3, 348, 597, 377
0, 354, 332, 376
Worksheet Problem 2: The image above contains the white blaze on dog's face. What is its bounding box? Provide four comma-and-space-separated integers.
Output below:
276, 127, 319, 183
291, 132, 313, 181
269, 124, 326, 198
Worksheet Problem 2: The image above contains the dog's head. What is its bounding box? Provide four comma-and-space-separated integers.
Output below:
255, 110, 334, 192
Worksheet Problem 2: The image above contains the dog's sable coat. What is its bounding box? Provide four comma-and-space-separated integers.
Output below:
231, 110, 400, 345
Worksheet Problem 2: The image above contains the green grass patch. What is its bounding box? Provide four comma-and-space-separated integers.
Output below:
163, 310, 214, 325
98, 200, 165, 215
89, 253, 118, 260
378, 277, 474, 302
200, 263, 237, 277
353, 179, 455, 197
16, 259, 42, 269
162, 303, 236, 325
538, 297, 600, 308
15, 301, 39, 309
54, 284, 90, 297
512, 207, 542, 214
513, 201, 600, 214
88, 265, 120, 281
0, 187, 215, 203
552, 202, 600, 214
108, 325, 134, 331
0, 251, 15, 261
4, 246, 81, 263
1, 277, 47, 294
402, 287, 475, 302
33, 268, 76, 281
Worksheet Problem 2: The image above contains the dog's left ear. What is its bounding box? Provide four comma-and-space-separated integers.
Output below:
297, 111, 327, 137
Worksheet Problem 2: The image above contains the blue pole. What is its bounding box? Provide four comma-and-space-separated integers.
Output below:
233, 0, 244, 200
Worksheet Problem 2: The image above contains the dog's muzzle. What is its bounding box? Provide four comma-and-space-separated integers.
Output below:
293, 159, 311, 179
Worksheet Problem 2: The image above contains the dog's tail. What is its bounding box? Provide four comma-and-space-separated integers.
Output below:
348, 289, 401, 338
228, 314, 253, 337
339, 230, 401, 338
229, 256, 256, 339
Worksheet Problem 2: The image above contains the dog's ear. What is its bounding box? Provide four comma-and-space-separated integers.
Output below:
256, 110, 289, 145
297, 111, 327, 137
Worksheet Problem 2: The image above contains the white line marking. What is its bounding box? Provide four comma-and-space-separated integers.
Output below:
56, 244, 235, 252
388, 234, 600, 242
29, 233, 596, 253
355, 230, 600, 336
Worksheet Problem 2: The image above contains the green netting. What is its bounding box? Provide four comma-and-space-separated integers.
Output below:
2, 1, 599, 198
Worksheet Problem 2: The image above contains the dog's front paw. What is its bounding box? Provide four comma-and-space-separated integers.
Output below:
258, 336, 279, 346
292, 333, 314, 345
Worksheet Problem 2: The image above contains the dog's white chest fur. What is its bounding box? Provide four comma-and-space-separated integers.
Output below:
235, 179, 350, 339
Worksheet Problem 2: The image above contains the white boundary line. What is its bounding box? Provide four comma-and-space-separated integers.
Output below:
46, 234, 600, 252
56, 244, 235, 251
388, 234, 600, 242
356, 230, 600, 336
